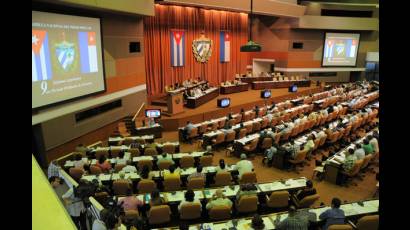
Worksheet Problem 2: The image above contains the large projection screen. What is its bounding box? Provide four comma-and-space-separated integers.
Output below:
32, 11, 106, 109
322, 33, 360, 67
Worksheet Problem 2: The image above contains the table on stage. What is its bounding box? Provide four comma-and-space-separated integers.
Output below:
220, 83, 249, 94
186, 87, 220, 108
252, 79, 311, 90
132, 123, 163, 138
235, 76, 274, 84
166, 81, 208, 95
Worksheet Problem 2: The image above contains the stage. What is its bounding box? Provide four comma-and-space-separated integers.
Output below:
152, 85, 323, 131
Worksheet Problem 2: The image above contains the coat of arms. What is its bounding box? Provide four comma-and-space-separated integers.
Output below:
192, 34, 212, 63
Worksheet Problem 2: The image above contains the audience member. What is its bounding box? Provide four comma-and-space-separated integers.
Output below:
319, 198, 345, 230
178, 189, 202, 211
187, 165, 205, 181
96, 155, 112, 173
119, 188, 143, 211
48, 160, 60, 179
205, 189, 233, 210
235, 154, 254, 179
274, 205, 309, 230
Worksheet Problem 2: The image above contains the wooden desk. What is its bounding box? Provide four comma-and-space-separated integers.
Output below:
252, 80, 311, 90
186, 88, 220, 108
220, 83, 249, 94
133, 124, 163, 138
235, 76, 274, 84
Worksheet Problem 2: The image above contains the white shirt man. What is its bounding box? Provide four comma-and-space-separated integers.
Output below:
62, 188, 86, 218
354, 147, 366, 160
235, 154, 254, 179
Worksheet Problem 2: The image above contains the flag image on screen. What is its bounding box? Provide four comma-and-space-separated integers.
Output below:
55, 38, 76, 71
220, 31, 230, 62
32, 30, 53, 82
170, 31, 185, 67
322, 33, 360, 67
78, 31, 98, 73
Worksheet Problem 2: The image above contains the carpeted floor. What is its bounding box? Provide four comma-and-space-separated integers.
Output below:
155, 128, 379, 207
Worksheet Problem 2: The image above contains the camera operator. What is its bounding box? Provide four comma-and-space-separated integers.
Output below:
62, 179, 88, 230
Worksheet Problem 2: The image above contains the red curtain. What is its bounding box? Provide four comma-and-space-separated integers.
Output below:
144, 4, 249, 96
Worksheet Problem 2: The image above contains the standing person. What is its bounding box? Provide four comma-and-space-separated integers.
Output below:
319, 198, 345, 230
264, 145, 277, 166
48, 160, 60, 179
62, 180, 87, 230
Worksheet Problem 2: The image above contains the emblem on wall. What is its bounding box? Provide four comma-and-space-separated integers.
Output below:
192, 34, 212, 63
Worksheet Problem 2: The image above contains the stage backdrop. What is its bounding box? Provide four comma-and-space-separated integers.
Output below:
144, 4, 249, 96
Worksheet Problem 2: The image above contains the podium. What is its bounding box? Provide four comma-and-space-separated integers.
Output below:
167, 93, 184, 115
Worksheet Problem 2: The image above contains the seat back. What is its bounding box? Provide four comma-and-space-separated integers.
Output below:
261, 138, 273, 149
95, 149, 109, 160
247, 138, 259, 151
235, 114, 242, 124
188, 127, 199, 138
267, 191, 289, 208
180, 203, 202, 220
213, 133, 226, 145
290, 149, 308, 164
162, 144, 176, 154
361, 154, 373, 169
115, 164, 126, 172
158, 160, 173, 170
129, 148, 140, 157
144, 147, 158, 156
69, 168, 84, 181
214, 172, 232, 186
138, 160, 153, 171
240, 172, 257, 184
199, 155, 213, 167
122, 137, 135, 146
252, 122, 261, 132
209, 206, 231, 220
137, 179, 157, 194
298, 194, 320, 208
238, 128, 247, 139
198, 123, 208, 134
225, 131, 236, 142
90, 165, 102, 175
274, 134, 281, 144
356, 214, 379, 230
187, 177, 205, 189
328, 225, 353, 230
123, 210, 139, 223
218, 119, 226, 129
245, 123, 253, 134
346, 159, 363, 176
148, 205, 171, 225
135, 138, 146, 145
237, 195, 258, 213
281, 131, 291, 142
180, 156, 195, 168
113, 180, 131, 195
163, 177, 181, 191
110, 147, 122, 158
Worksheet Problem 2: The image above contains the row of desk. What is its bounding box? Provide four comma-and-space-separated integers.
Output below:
219, 83, 249, 94
132, 124, 163, 138
252, 79, 311, 90
186, 87, 220, 108
153, 199, 379, 230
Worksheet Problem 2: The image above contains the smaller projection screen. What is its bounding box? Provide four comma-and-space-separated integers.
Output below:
322, 33, 360, 67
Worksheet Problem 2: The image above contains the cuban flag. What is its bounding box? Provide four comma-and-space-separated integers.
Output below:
170, 31, 185, 67
324, 40, 333, 58
349, 39, 357, 57
220, 31, 230, 62
32, 30, 52, 82
78, 31, 98, 73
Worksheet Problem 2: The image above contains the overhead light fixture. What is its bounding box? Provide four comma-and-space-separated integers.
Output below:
240, 0, 261, 52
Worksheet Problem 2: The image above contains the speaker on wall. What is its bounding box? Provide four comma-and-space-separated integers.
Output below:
270, 63, 275, 72
129, 42, 140, 53
293, 42, 303, 49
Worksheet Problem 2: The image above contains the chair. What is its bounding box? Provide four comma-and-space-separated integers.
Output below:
110, 147, 122, 158
95, 149, 109, 160
214, 172, 233, 186
209, 206, 231, 220
266, 191, 289, 208
235, 114, 242, 124
292, 193, 320, 208
138, 160, 153, 171
243, 138, 259, 154
144, 147, 158, 156
237, 128, 247, 139
122, 137, 135, 146
162, 144, 176, 154
280, 132, 291, 142
274, 134, 281, 145
208, 122, 219, 132
228, 119, 236, 127
188, 127, 199, 140
114, 164, 126, 172
180, 203, 202, 220
260, 138, 273, 151
137, 179, 157, 194
69, 168, 84, 181
158, 160, 173, 170
245, 123, 253, 134
135, 138, 146, 145
212, 132, 225, 146
123, 210, 139, 223
218, 119, 226, 129
252, 122, 261, 132
354, 214, 379, 230
198, 123, 208, 135
180, 156, 195, 168
341, 159, 363, 186
199, 155, 213, 167
249, 111, 256, 120
163, 177, 181, 191
187, 177, 205, 189
236, 195, 258, 213
129, 148, 140, 157
225, 131, 236, 143
260, 118, 269, 129
90, 165, 102, 175
148, 205, 171, 225
112, 180, 131, 196
328, 225, 353, 230
239, 172, 257, 184
288, 149, 308, 173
